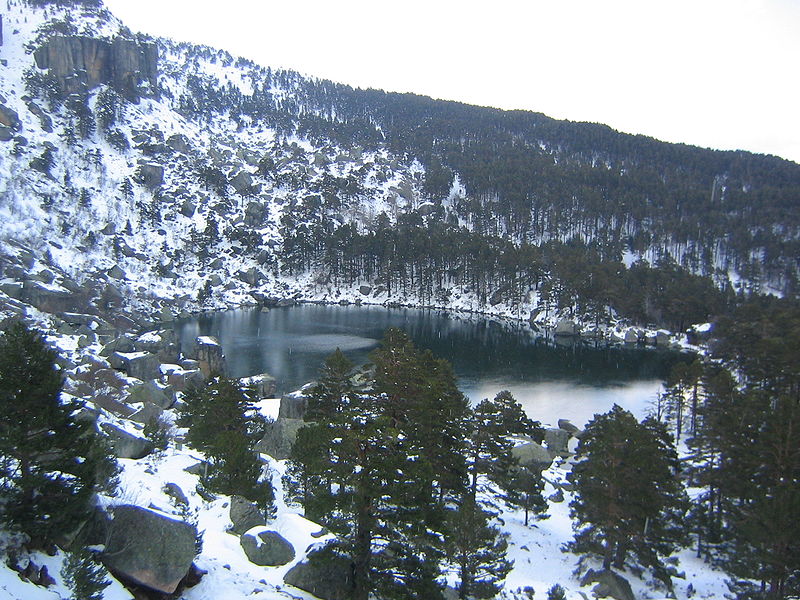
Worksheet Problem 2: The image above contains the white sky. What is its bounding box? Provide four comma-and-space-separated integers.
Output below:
104, 0, 800, 164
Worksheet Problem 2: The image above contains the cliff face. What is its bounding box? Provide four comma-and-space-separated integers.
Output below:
33, 35, 157, 99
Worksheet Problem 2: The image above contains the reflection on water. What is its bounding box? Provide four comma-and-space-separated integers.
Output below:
175, 305, 687, 427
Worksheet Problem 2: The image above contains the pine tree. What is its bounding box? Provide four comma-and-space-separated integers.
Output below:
0, 322, 117, 547
568, 405, 687, 589
61, 548, 110, 600
688, 300, 800, 599
547, 583, 567, 600
445, 496, 512, 599
178, 377, 274, 514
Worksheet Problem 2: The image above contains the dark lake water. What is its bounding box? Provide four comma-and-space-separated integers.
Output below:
175, 305, 686, 427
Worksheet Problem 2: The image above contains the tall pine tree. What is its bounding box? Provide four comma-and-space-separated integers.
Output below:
568, 405, 687, 589
0, 322, 117, 548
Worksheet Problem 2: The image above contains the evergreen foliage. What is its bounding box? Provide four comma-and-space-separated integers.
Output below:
688, 298, 800, 599
0, 322, 117, 548
568, 405, 687, 589
178, 377, 274, 514
61, 547, 110, 600
285, 331, 513, 600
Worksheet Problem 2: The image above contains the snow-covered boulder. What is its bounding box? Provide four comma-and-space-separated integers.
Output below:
127, 380, 175, 409
99, 504, 196, 594
278, 393, 307, 419
109, 351, 161, 381
240, 527, 295, 566
100, 423, 154, 459
185, 336, 226, 378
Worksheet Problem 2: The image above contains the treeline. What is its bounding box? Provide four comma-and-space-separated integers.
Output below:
280, 216, 731, 331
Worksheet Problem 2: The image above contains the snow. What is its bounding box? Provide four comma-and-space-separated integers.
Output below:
0, 1, 732, 597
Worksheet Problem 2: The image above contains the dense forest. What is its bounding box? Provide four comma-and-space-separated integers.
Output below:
168, 46, 800, 304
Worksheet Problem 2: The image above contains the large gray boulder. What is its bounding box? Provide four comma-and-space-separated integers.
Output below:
100, 423, 154, 459
544, 428, 571, 456
109, 351, 161, 381
134, 329, 179, 363
553, 319, 580, 337
284, 548, 353, 600
256, 418, 307, 460
278, 393, 307, 419
127, 380, 175, 409
229, 495, 265, 536
240, 528, 295, 566
100, 505, 196, 594
511, 441, 553, 471
580, 569, 636, 600
557, 419, 582, 437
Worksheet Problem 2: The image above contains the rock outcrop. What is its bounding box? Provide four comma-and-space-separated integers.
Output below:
33, 35, 158, 99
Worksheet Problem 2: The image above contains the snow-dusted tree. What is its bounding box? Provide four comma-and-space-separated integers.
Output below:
568, 405, 687, 589
61, 548, 110, 600
0, 322, 117, 547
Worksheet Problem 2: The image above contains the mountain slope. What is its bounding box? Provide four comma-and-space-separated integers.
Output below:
1, 0, 798, 335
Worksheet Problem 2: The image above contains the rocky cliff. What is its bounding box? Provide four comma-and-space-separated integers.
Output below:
33, 35, 157, 99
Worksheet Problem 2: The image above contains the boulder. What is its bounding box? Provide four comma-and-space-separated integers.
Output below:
99, 505, 196, 594
167, 368, 205, 392
256, 418, 307, 460
163, 483, 189, 507
244, 201, 266, 226
166, 134, 190, 154
278, 393, 307, 419
134, 329, 179, 363
229, 495, 265, 536
240, 528, 295, 566
544, 428, 571, 456
127, 380, 176, 409
580, 569, 636, 600
553, 319, 580, 337
557, 419, 581, 437
0, 125, 12, 141
187, 336, 226, 378
135, 162, 164, 189
623, 329, 639, 344
242, 373, 277, 398
511, 441, 553, 471
100, 423, 154, 459
20, 280, 77, 313
101, 335, 136, 355
230, 170, 255, 195
0, 104, 21, 130
110, 351, 161, 381
359, 285, 372, 296
284, 547, 353, 600
129, 401, 163, 425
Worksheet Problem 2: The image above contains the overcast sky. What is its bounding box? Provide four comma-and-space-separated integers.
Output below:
104, 0, 800, 164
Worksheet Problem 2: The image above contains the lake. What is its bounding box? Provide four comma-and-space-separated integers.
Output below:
175, 304, 686, 427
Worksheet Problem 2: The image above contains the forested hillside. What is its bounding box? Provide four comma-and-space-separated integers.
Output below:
0, 0, 798, 336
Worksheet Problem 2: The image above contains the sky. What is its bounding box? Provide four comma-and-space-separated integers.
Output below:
103, 0, 800, 164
